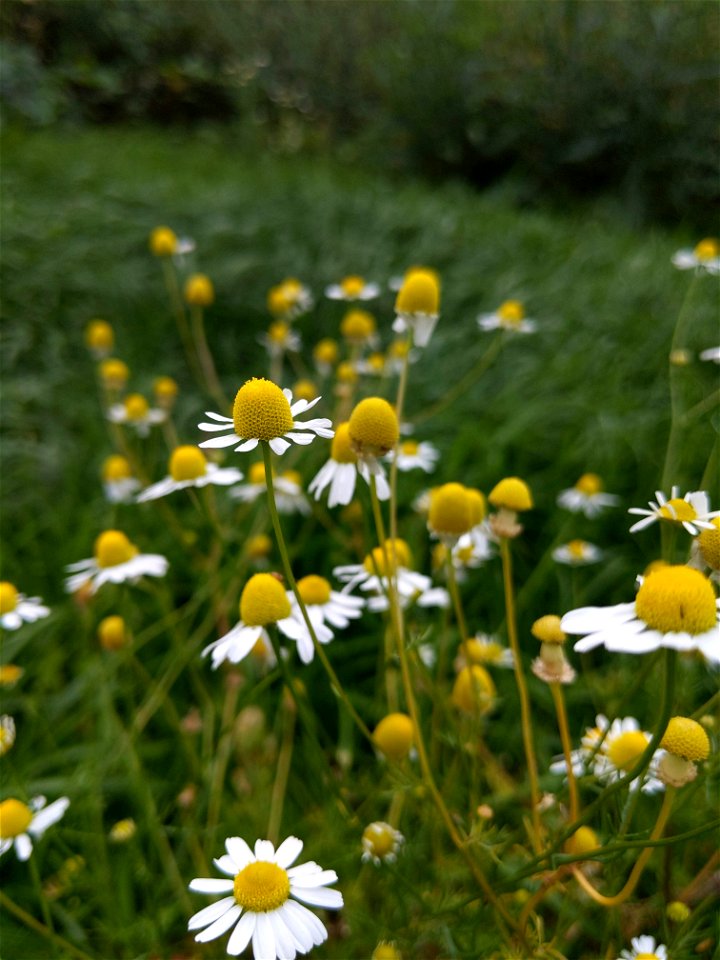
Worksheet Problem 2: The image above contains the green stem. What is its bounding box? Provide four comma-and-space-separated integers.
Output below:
267, 694, 296, 844
28, 853, 55, 944
661, 273, 699, 491
191, 304, 227, 409
0, 891, 93, 960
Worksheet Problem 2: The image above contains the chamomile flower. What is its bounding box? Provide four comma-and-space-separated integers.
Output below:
340, 309, 378, 348
137, 446, 243, 502
64, 530, 169, 594
671, 237, 720, 274
201, 574, 304, 670
619, 934, 668, 960
334, 540, 448, 611
392, 268, 441, 347
149, 226, 177, 257
553, 540, 603, 566
99, 357, 130, 392
102, 455, 141, 504
107, 394, 166, 437
562, 565, 719, 661
284, 575, 365, 663
361, 822, 404, 865
84, 319, 114, 358
628, 487, 719, 535
0, 582, 50, 630
184, 274, 214, 307
325, 275, 380, 301
199, 378, 334, 457
313, 338, 339, 376
259, 320, 302, 358
267, 277, 313, 320
700, 346, 720, 363
0, 716, 16, 757
308, 422, 390, 508
0, 796, 70, 861
550, 715, 663, 793
455, 634, 514, 670
188, 834, 342, 958
230, 462, 310, 514
557, 473, 619, 517
478, 299, 537, 334
389, 440, 439, 473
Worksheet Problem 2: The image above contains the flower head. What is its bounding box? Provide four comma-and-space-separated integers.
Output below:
138, 446, 243, 502
188, 835, 342, 959
153, 376, 179, 409
313, 338, 339, 376
553, 540, 603, 566
393, 268, 441, 347
334, 540, 447, 612
65, 530, 169, 594
309, 422, 390, 508
374, 713, 414, 761
361, 822, 404, 865
557, 474, 618, 517
619, 934, 668, 960
97, 615, 130, 651
340, 309, 377, 346
325, 275, 379, 301
184, 273, 215, 307
284, 574, 364, 663
629, 487, 719, 536
267, 278, 313, 319
199, 379, 333, 457
390, 439, 439, 473
99, 358, 130, 391
671, 237, 720, 274
0, 716, 16, 757
0, 582, 50, 631
0, 796, 70, 861
149, 226, 178, 257
478, 299, 536, 334
230, 462, 309, 514
451, 665, 496, 715
102, 455, 140, 504
107, 393, 166, 437
85, 319, 114, 358
348, 398, 399, 460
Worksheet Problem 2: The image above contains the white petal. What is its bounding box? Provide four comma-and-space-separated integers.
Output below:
189, 877, 235, 894
308, 460, 334, 498
15, 834, 33, 861
604, 628, 662, 653
561, 603, 635, 634
291, 885, 343, 909
269, 911, 298, 960
226, 836, 255, 870
254, 911, 277, 960
254, 839, 275, 861
274, 836, 304, 869
236, 438, 260, 452
28, 797, 69, 836
227, 911, 256, 955
199, 421, 236, 432
204, 411, 234, 422
269, 437, 291, 455
277, 903, 313, 952
329, 463, 356, 508
195, 904, 242, 942
189, 896, 237, 930
290, 869, 338, 889
278, 617, 305, 641
284, 432, 314, 445
200, 434, 242, 448
284, 900, 329, 945
213, 854, 238, 877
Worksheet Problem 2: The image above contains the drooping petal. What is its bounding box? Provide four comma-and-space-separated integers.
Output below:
188, 896, 237, 931
269, 436, 292, 456
291, 885, 344, 910
200, 434, 242, 449
290, 869, 338, 889
194, 904, 242, 942
28, 797, 69, 836
269, 910, 298, 960
15, 834, 33, 861
227, 910, 256, 955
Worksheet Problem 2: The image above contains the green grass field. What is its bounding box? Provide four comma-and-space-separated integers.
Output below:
1, 125, 718, 960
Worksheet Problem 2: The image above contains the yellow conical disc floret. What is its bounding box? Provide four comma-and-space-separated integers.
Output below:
249, 462, 269, 485
635, 566, 716, 635
232, 378, 294, 442
363, 539, 412, 577
694, 238, 719, 260
362, 821, 401, 860
124, 394, 149, 421
341, 309, 376, 342
102, 455, 132, 482
0, 582, 19, 615
698, 517, 720, 570
564, 826, 599, 857
184, 274, 214, 307
331, 423, 358, 464
240, 574, 291, 627
608, 731, 649, 772
452, 665, 496, 714
297, 575, 332, 606
154, 376, 178, 404
372, 942, 403, 960
466, 488, 486, 526
98, 615, 128, 651
149, 226, 177, 257
395, 269, 440, 316
233, 861, 290, 912
99, 358, 129, 388
660, 716, 710, 761
497, 300, 525, 323
94, 531, 137, 568
169, 446, 207, 482
489, 477, 533, 512
293, 380, 317, 403
531, 615, 566, 644
576, 473, 602, 495
348, 398, 399, 457
374, 713, 414, 761
314, 338, 339, 366
246, 534, 272, 560
0, 798, 33, 838
428, 483, 473, 537
659, 498, 698, 524
336, 361, 358, 385
341, 275, 365, 298
85, 319, 114, 352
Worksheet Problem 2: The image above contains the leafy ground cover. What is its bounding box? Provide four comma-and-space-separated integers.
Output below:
0, 125, 718, 959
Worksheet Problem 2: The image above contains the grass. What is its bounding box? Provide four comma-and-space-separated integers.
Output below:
1, 124, 718, 959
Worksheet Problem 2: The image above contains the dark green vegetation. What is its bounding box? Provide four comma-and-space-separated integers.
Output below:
1, 125, 718, 958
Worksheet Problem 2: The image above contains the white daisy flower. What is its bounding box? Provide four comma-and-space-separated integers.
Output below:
202, 574, 305, 670
137, 446, 243, 503
628, 487, 719, 535
619, 934, 668, 960
188, 834, 343, 959
0, 582, 50, 631
334, 540, 449, 612
101, 455, 141, 504
392, 268, 440, 348
0, 715, 16, 756
199, 378, 333, 457
552, 540, 604, 566
550, 714, 664, 794
0, 796, 70, 861
389, 439, 439, 473
325, 275, 380, 301
454, 634, 514, 671
230, 463, 310, 515
671, 237, 720, 274
284, 575, 365, 664
308, 422, 390, 508
354, 353, 386, 377
556, 473, 619, 517
107, 393, 166, 437
267, 278, 313, 320
561, 565, 719, 661
433, 531, 495, 584
64, 530, 168, 594
258, 321, 302, 358
478, 299, 536, 334
361, 822, 404, 865
700, 346, 720, 363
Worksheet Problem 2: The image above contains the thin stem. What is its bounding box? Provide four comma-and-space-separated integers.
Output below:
191, 305, 227, 409
389, 338, 411, 547
0, 891, 93, 960
368, 474, 402, 711
661, 273, 699, 491
500, 537, 542, 852
446, 553, 470, 659
28, 852, 55, 942
267, 695, 296, 844
550, 682, 579, 822
161, 259, 203, 389
206, 675, 242, 840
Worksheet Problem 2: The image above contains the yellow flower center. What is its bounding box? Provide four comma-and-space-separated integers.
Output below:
341, 309, 376, 342
330, 423, 357, 464
336, 361, 358, 384
267, 285, 292, 315
246, 534, 272, 559
348, 398, 399, 457
374, 713, 414, 761
660, 716, 710, 761
98, 615, 128, 651
531, 615, 566, 644
102, 455, 132, 482
372, 944, 403, 960
497, 300, 525, 323
451, 665, 496, 714
124, 394, 149, 421
400, 440, 418, 456
184, 274, 214, 307
389, 340, 410, 359
363, 539, 411, 577
659, 497, 697, 523
575, 473, 602, 495
94, 530, 137, 568
362, 822, 398, 859
149, 226, 177, 257
0, 665, 23, 685
292, 380, 317, 402
0, 798, 33, 838
281, 470, 301, 487
607, 730, 649, 772
297, 575, 332, 606
85, 319, 114, 351
465, 639, 505, 664
567, 540, 589, 559
240, 574, 291, 626
232, 378, 294, 442
268, 320, 291, 344
455, 543, 476, 565
489, 477, 533, 512
249, 461, 269, 485
429, 483, 473, 536
313, 338, 339, 365
99, 358, 129, 387
693, 238, 719, 261
154, 376, 178, 401
698, 517, 720, 570
340, 275, 365, 297
0, 582, 19, 615
395, 269, 440, 315
635, 565, 716, 635
169, 446, 207, 482
233, 860, 290, 913
564, 826, 599, 857
635, 954, 659, 960
466, 488, 486, 526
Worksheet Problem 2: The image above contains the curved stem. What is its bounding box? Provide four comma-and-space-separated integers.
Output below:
550, 682, 579, 822
191, 305, 227, 410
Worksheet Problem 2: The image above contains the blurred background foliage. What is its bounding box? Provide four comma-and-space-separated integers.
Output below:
1, 0, 718, 229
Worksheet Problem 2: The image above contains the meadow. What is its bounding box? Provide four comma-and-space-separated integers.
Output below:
0, 124, 718, 960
